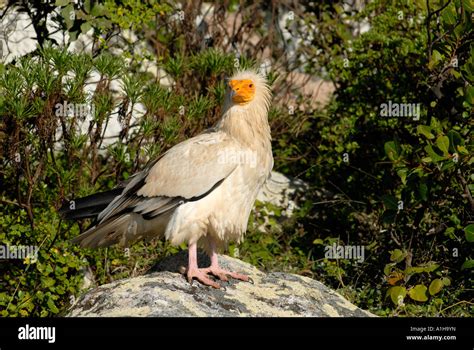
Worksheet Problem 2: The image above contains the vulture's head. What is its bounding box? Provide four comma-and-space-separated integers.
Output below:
224, 70, 272, 115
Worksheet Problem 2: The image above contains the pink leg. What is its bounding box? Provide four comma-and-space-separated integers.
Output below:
186, 242, 220, 289
203, 240, 251, 283
185, 240, 251, 288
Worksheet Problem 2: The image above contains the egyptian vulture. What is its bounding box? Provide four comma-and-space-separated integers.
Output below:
60, 70, 273, 288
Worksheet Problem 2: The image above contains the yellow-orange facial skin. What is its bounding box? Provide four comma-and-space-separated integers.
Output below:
229, 79, 256, 105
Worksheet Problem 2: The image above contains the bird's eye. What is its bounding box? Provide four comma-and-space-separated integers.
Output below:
249, 84, 253, 88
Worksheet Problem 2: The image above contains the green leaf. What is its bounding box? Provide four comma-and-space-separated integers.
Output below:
441, 277, 451, 287
417, 125, 434, 139
447, 130, 463, 153
384, 263, 396, 276
420, 262, 439, 272
457, 145, 468, 155
419, 182, 428, 201
384, 141, 400, 161
450, 213, 461, 226
464, 224, 474, 242
466, 85, 474, 105
429, 279, 444, 295
408, 284, 428, 302
441, 5, 456, 26
382, 195, 398, 210
313, 238, 324, 245
421, 156, 432, 163
41, 276, 55, 289
61, 4, 75, 30
463, 0, 474, 11
80, 22, 92, 34
430, 117, 442, 134
424, 144, 445, 162
390, 249, 406, 263
389, 286, 407, 306
90, 4, 107, 17
444, 227, 456, 239
84, 0, 92, 13
69, 30, 79, 41
461, 259, 474, 270
47, 298, 59, 313
428, 50, 443, 69
436, 135, 450, 155
405, 262, 439, 275
44, 264, 54, 274
55, 0, 70, 6
397, 168, 408, 185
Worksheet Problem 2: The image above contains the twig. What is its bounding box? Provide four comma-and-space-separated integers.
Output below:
458, 174, 474, 212
439, 300, 474, 315
0, 198, 23, 207
313, 199, 366, 205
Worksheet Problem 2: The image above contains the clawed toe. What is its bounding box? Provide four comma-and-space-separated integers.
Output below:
205, 267, 251, 283
186, 268, 221, 289
185, 266, 252, 288
203, 268, 229, 282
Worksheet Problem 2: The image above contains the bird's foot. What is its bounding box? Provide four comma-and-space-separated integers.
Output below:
203, 266, 251, 283
185, 266, 252, 288
186, 267, 221, 289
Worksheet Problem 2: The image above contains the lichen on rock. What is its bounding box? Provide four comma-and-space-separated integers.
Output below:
67, 251, 375, 317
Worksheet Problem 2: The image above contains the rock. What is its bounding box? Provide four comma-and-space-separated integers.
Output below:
257, 171, 309, 217
253, 171, 310, 232
67, 251, 375, 317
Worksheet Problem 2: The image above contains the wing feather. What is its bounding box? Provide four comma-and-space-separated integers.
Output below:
97, 130, 240, 223
138, 131, 238, 198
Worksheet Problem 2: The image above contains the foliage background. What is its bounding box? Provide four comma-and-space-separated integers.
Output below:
0, 0, 472, 317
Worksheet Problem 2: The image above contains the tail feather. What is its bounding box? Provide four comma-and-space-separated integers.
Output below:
61, 185, 172, 249
71, 212, 170, 248
59, 188, 123, 220
71, 214, 133, 248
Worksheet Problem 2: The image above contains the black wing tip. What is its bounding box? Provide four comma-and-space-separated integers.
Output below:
57, 188, 124, 220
